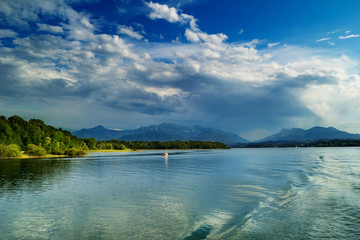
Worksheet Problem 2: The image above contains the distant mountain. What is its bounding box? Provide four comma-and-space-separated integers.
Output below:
73, 123, 249, 144
72, 125, 137, 140
72, 125, 120, 140
258, 126, 360, 142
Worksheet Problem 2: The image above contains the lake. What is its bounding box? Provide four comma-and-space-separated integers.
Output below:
1, 148, 360, 239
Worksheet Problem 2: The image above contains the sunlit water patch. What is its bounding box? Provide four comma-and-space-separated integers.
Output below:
1, 148, 360, 239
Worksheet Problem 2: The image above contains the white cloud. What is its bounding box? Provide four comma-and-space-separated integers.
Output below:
238, 29, 244, 35
146, 1, 181, 23
37, 23, 64, 34
180, 13, 198, 30
55, 4, 97, 41
267, 42, 280, 48
146, 1, 198, 28
327, 30, 339, 35
118, 25, 144, 40
0, 0, 60, 27
146, 1, 227, 44
339, 34, 360, 39
197, 32, 228, 44
185, 29, 200, 42
2, 0, 360, 134
316, 37, 330, 42
299, 77, 360, 127
345, 30, 351, 34
0, 29, 17, 38
145, 87, 188, 99
184, 28, 228, 44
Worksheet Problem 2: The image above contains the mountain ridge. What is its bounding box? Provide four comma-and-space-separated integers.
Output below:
258, 126, 360, 142
73, 123, 249, 144
73, 124, 360, 145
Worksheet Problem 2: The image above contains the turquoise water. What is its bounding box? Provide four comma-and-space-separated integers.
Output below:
1, 148, 360, 239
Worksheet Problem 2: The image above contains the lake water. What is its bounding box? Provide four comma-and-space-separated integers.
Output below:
1, 148, 360, 239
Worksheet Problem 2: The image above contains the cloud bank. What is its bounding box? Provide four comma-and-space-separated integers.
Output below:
1, 0, 360, 139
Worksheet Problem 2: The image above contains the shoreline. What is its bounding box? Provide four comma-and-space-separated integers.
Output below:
0, 148, 228, 160
0, 154, 71, 160
0, 149, 138, 160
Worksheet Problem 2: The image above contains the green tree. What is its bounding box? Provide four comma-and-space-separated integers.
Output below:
27, 144, 47, 156
83, 138, 97, 150
0, 116, 14, 145
64, 148, 86, 156
80, 141, 89, 150
0, 144, 22, 158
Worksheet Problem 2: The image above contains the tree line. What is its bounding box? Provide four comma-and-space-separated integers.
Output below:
0, 115, 228, 157
94, 139, 228, 150
236, 139, 360, 148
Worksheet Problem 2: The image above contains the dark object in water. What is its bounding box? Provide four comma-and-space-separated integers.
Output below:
184, 225, 212, 240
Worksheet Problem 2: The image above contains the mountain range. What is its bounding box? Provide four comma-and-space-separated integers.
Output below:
258, 126, 360, 142
73, 124, 360, 145
72, 123, 249, 144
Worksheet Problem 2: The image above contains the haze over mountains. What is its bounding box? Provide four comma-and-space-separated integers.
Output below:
73, 123, 360, 145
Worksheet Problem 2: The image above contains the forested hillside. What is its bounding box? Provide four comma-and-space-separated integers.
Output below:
0, 115, 86, 157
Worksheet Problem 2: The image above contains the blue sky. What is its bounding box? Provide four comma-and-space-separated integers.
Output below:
1, 0, 360, 140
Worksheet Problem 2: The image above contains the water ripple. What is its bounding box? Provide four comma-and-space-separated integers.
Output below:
1, 148, 360, 239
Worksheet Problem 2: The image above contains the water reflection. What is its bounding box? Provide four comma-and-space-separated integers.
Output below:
0, 158, 73, 197
164, 156, 168, 168
1, 149, 360, 239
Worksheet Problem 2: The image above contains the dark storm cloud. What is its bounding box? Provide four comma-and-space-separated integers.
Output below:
169, 73, 322, 132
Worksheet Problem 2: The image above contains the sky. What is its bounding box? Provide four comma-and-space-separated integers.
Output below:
1, 0, 360, 140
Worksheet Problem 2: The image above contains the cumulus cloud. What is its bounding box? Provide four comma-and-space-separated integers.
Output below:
37, 23, 64, 34
184, 29, 200, 42
117, 25, 144, 40
146, 1, 227, 44
61, 7, 97, 40
146, 1, 197, 27
1, 0, 360, 136
185, 29, 228, 44
145, 87, 189, 99
0, 29, 17, 38
0, 0, 60, 27
146, 1, 181, 23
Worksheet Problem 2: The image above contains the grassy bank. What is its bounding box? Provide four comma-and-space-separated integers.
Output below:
0, 154, 72, 159
0, 149, 138, 159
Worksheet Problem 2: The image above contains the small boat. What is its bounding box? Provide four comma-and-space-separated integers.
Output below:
162, 144, 168, 156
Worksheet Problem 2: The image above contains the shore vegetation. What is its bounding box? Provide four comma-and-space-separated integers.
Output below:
0, 144, 22, 158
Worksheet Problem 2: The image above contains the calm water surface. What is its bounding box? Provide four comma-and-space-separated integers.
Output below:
1, 148, 360, 239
